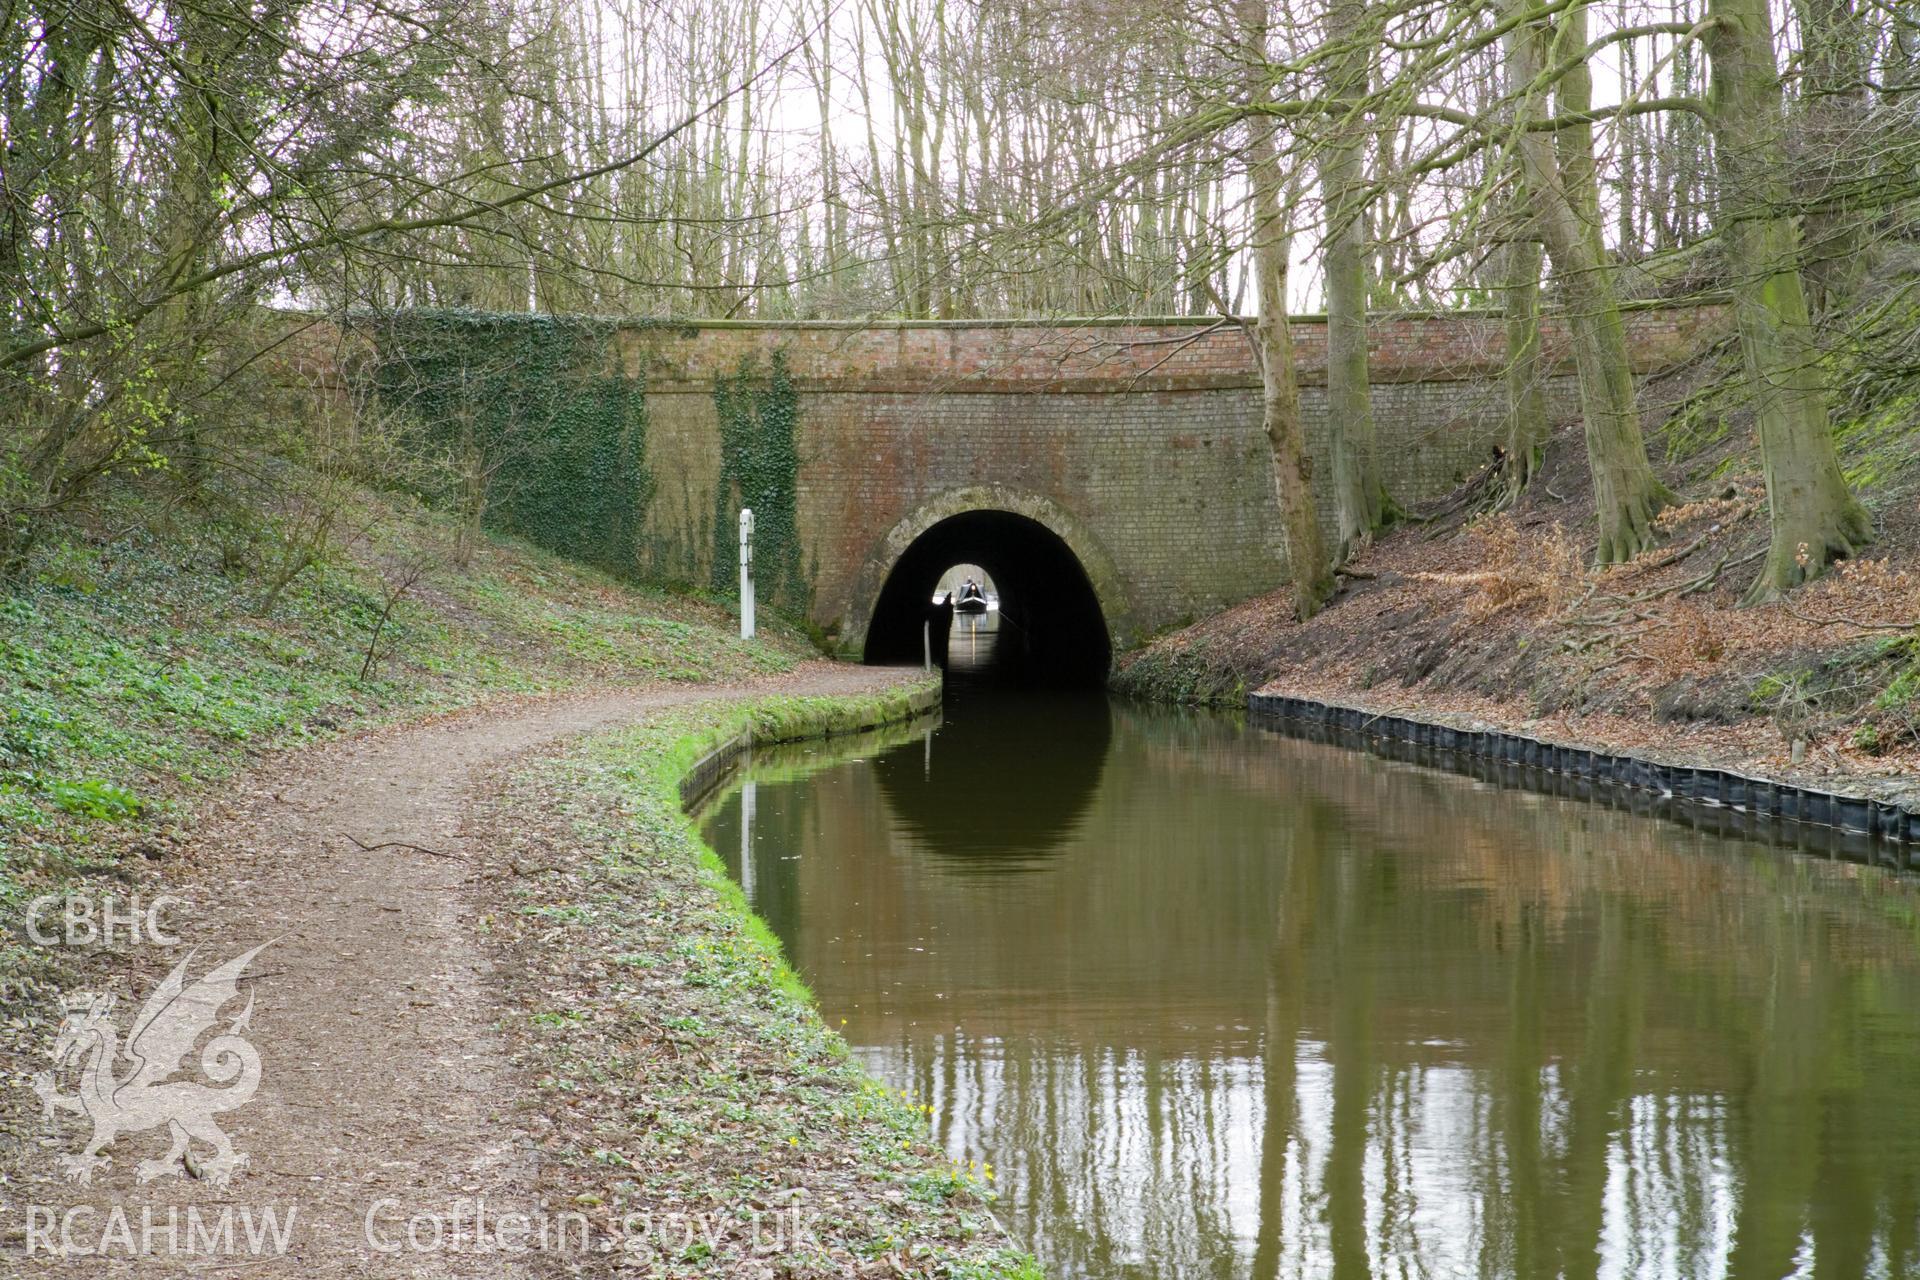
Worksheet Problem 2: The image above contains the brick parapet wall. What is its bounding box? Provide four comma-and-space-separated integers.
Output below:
612, 303, 1728, 394
274, 303, 1729, 651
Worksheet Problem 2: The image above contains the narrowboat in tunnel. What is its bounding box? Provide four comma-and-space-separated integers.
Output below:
869, 509, 1110, 687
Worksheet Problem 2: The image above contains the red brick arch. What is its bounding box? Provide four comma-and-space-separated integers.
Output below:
844, 485, 1130, 658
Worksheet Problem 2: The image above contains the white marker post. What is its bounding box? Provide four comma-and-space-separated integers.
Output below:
738, 507, 755, 640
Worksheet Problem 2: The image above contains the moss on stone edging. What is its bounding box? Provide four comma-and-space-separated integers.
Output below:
671, 679, 945, 1007
676, 679, 945, 809
479, 674, 1044, 1279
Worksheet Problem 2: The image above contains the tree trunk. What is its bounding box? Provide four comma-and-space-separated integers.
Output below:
1501, 231, 1550, 496
1242, 1, 1331, 620
457, 407, 487, 569
1507, 0, 1671, 561
152, 7, 233, 496
1497, 18, 1549, 502
1316, 0, 1390, 558
1792, 0, 1871, 311
1705, 0, 1871, 598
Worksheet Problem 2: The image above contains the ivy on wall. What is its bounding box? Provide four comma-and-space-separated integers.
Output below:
710, 351, 807, 610
366, 311, 651, 578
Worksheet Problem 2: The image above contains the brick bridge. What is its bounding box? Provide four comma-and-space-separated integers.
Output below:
610, 305, 1723, 671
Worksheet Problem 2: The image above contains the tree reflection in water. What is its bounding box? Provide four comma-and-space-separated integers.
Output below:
702, 700, 1920, 1280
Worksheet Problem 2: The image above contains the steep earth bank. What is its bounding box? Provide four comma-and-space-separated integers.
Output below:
1115, 381, 1920, 817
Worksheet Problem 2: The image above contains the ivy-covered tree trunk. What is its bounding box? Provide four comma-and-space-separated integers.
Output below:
0, 14, 112, 579
1705, 0, 1871, 599
151, 4, 236, 495
1508, 0, 1671, 561
1240, 0, 1330, 621
1316, 0, 1390, 559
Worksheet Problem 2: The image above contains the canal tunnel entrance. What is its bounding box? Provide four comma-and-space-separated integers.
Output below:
862, 510, 1111, 687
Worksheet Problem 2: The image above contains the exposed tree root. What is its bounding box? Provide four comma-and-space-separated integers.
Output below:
1592, 482, 1675, 566
1742, 502, 1875, 604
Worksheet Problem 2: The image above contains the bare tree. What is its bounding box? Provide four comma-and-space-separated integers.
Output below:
1315, 0, 1394, 555
1704, 0, 1873, 597
1240, 0, 1333, 619
1506, 0, 1673, 562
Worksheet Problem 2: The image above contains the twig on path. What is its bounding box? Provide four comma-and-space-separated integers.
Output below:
176, 1259, 279, 1270
635, 1015, 714, 1066
509, 860, 562, 877
340, 832, 468, 861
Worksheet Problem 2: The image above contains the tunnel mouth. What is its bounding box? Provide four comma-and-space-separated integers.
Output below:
862, 510, 1111, 688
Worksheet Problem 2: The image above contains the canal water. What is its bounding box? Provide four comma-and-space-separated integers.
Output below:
699, 624, 1920, 1279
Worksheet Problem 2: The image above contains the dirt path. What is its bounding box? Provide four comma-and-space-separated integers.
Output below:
6, 663, 914, 1275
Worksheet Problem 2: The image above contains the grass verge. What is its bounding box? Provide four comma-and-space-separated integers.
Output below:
466, 679, 1045, 1278
1, 492, 811, 1008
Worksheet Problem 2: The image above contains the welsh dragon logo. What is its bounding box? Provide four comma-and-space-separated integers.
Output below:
30, 944, 270, 1187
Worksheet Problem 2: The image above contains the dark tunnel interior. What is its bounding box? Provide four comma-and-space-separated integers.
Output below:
862, 510, 1111, 687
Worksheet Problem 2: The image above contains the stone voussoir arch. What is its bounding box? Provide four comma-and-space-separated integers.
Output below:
844, 485, 1132, 656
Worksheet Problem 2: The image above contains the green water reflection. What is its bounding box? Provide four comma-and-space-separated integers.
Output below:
700, 696, 1920, 1280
